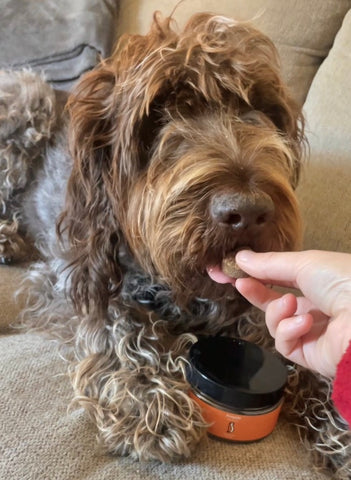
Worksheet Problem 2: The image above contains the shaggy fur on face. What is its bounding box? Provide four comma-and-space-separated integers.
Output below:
1, 12, 350, 476
61, 13, 303, 313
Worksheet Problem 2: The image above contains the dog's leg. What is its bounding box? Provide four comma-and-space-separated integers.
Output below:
70, 312, 207, 461
0, 70, 57, 263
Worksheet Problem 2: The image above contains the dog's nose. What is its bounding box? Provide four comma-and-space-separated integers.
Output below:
210, 191, 275, 230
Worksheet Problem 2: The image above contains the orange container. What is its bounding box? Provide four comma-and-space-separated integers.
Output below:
186, 336, 287, 442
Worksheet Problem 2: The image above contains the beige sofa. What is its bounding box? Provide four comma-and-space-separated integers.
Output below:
1, 1, 351, 479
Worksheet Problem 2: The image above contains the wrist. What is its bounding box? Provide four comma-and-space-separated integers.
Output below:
322, 310, 351, 378
340, 309, 351, 354
332, 322, 351, 426
333, 310, 351, 374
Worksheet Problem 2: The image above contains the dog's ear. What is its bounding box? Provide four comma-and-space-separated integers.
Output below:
58, 65, 123, 319
58, 17, 176, 319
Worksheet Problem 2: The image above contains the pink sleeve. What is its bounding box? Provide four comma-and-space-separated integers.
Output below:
332, 340, 351, 426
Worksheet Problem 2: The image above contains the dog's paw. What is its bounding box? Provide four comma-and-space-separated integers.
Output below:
0, 220, 31, 264
73, 355, 207, 461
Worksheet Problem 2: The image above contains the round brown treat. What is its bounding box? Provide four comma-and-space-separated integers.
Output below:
222, 252, 249, 278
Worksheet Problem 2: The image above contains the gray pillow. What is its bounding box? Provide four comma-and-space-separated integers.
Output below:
0, 0, 119, 89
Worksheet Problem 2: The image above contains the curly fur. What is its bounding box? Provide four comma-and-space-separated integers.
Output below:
0, 70, 56, 262
1, 12, 350, 476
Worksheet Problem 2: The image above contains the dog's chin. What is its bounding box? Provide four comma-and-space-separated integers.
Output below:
186, 270, 249, 307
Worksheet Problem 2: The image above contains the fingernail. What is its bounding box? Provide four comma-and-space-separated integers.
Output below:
281, 294, 292, 307
280, 296, 288, 307
236, 249, 254, 263
294, 315, 305, 325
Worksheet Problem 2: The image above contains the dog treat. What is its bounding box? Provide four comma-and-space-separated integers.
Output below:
222, 249, 249, 278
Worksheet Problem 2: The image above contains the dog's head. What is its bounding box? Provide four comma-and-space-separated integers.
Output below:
61, 12, 304, 315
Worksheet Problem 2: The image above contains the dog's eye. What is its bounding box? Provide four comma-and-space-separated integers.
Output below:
240, 111, 274, 129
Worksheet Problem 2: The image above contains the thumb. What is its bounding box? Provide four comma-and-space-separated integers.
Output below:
235, 250, 302, 288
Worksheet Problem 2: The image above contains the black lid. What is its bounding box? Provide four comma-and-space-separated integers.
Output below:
186, 336, 288, 409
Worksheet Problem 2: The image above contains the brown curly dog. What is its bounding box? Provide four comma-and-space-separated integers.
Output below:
1, 11, 349, 476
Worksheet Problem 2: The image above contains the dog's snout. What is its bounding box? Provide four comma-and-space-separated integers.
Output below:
210, 191, 275, 230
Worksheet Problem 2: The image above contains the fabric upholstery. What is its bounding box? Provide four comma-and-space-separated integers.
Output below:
0, 306, 329, 479
117, 0, 351, 106
0, 266, 24, 330
0, 0, 119, 89
297, 9, 351, 252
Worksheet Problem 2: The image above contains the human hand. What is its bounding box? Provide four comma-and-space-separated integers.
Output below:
234, 250, 351, 378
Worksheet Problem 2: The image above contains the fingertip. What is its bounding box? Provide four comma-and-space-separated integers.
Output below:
274, 314, 313, 359
235, 277, 282, 312
235, 277, 260, 299
281, 292, 298, 313
235, 276, 252, 291
278, 314, 313, 338
293, 314, 309, 328
295, 313, 314, 332
235, 250, 301, 289
235, 276, 256, 298
236, 249, 255, 264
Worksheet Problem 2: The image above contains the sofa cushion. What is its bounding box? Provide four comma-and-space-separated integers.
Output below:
0, 0, 119, 90
117, 0, 351, 106
0, 266, 25, 330
297, 9, 351, 252
0, 332, 329, 480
